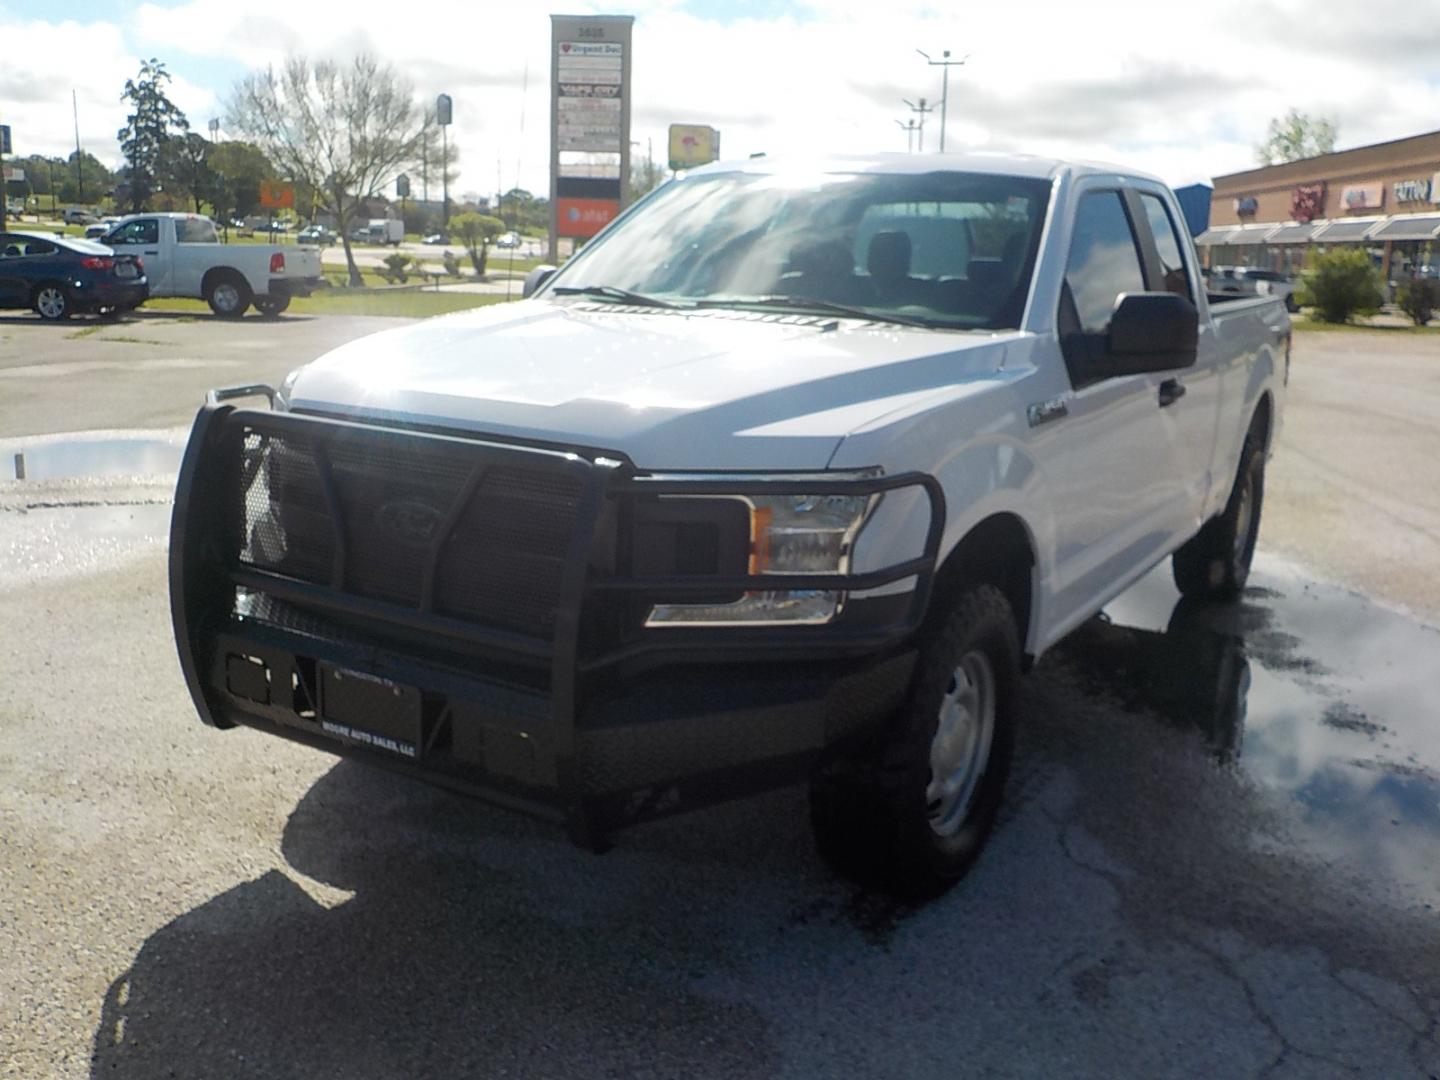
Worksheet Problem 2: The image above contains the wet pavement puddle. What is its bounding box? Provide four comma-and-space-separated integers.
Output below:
2, 430, 185, 481
1054, 557, 1440, 900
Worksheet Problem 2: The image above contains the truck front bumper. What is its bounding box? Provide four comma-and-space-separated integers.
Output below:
170, 390, 943, 846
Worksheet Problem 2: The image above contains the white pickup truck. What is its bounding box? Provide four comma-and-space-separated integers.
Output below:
171, 153, 1289, 897
102, 213, 323, 316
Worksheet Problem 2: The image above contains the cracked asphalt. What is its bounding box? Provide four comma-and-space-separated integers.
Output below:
2, 324, 1439, 1078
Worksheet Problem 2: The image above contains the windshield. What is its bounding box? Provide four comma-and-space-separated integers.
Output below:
546, 169, 1053, 330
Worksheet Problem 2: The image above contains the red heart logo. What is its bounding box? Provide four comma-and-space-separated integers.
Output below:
561, 43, 571, 52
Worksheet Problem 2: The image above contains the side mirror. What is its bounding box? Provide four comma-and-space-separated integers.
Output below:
1108, 292, 1198, 373
522, 264, 557, 299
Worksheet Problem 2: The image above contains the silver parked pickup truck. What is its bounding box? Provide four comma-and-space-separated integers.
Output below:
171, 153, 1289, 897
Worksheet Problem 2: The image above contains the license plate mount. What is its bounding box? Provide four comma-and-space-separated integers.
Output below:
115, 262, 138, 279
318, 665, 422, 759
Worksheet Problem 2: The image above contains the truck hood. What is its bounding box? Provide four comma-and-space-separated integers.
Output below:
287, 299, 1017, 470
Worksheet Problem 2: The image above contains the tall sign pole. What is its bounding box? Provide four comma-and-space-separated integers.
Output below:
902, 98, 932, 154
549, 14, 633, 263
436, 93, 453, 229
917, 50, 967, 153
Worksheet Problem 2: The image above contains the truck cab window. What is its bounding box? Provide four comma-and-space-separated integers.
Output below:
1139, 193, 1193, 300
175, 217, 218, 244
108, 219, 158, 246
1059, 191, 1146, 384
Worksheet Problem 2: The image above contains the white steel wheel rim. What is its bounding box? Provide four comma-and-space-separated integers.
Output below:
37, 288, 65, 318
213, 283, 241, 311
926, 650, 997, 838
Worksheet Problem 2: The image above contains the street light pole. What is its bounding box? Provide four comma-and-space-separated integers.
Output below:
916, 49, 968, 153
902, 98, 932, 153
894, 118, 917, 153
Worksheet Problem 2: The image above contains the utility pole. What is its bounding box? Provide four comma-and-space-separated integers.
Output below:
917, 49, 968, 153
894, 118, 918, 154
902, 97, 933, 153
72, 90, 84, 203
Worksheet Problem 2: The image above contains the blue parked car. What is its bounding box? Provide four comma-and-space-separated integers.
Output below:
0, 231, 149, 320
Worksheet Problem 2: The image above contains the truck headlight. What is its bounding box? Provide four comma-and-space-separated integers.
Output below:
645, 479, 878, 626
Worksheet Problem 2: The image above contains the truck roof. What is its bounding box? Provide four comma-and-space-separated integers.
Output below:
685, 151, 1167, 187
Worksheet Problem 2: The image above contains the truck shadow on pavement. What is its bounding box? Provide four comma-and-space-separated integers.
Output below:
90, 572, 1440, 1079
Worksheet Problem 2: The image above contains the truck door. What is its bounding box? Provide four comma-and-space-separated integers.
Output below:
1131, 189, 1220, 531
171, 216, 218, 297
1042, 187, 1193, 631
106, 218, 170, 295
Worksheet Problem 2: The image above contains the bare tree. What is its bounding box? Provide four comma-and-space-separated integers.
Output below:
227, 54, 422, 285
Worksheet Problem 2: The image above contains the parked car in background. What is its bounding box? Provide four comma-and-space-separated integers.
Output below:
349, 226, 370, 243
102, 212, 322, 317
297, 224, 336, 246
1235, 268, 1298, 312
62, 208, 99, 226
0, 230, 147, 319
82, 219, 121, 241
422, 233, 450, 245
495, 231, 522, 249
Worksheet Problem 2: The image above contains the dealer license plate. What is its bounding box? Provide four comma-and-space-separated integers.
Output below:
318, 665, 422, 759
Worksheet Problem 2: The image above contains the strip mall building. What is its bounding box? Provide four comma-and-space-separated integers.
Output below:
1198, 129, 1440, 281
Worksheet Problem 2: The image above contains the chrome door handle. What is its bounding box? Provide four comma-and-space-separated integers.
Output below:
1158, 379, 1187, 407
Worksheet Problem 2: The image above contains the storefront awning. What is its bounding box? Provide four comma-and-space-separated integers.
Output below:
1370, 213, 1440, 242
1312, 218, 1384, 242
1226, 224, 1281, 246
1194, 226, 1243, 246
1267, 221, 1320, 244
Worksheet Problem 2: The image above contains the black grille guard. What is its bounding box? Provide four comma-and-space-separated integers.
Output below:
170, 387, 946, 836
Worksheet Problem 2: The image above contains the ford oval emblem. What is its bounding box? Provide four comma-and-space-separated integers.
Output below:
375, 499, 445, 545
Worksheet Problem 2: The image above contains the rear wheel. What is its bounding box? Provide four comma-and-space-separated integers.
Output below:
809, 585, 1020, 898
1173, 430, 1265, 601
254, 295, 291, 317
206, 273, 252, 318
33, 283, 70, 321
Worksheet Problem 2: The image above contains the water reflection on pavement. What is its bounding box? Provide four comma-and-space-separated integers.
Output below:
1053, 556, 1440, 904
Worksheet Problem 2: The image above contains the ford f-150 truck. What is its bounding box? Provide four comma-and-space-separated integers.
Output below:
103, 213, 323, 317
170, 154, 1289, 896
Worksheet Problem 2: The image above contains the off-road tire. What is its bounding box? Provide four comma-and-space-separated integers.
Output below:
1173, 430, 1265, 601
33, 282, 71, 321
809, 585, 1021, 898
205, 273, 252, 318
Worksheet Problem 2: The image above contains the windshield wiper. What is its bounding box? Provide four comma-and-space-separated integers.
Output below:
693, 295, 939, 328
551, 285, 692, 309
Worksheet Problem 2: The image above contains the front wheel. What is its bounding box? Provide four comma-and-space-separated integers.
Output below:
1173, 432, 1265, 601
206, 273, 252, 318
33, 283, 71, 321
809, 585, 1020, 898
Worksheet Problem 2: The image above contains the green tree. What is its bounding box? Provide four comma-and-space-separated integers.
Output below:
228, 54, 423, 286
208, 140, 275, 224
118, 58, 191, 212
1296, 248, 1384, 323
450, 211, 504, 274
158, 131, 215, 214
1255, 109, 1338, 166
497, 188, 548, 235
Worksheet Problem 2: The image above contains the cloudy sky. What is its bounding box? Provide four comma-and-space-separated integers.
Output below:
3, 0, 1440, 200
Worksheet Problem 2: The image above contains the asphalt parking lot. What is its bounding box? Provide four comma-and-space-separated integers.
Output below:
2, 321, 1439, 1078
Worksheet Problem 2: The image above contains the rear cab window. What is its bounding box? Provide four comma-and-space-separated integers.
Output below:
175, 217, 218, 244
1137, 193, 1194, 301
